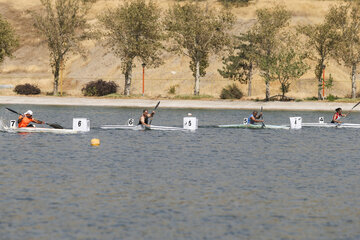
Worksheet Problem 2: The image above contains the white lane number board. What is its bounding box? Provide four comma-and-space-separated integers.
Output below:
73, 118, 90, 132
127, 118, 134, 126
289, 117, 302, 129
10, 120, 17, 128
319, 117, 325, 124
243, 118, 249, 125
183, 117, 198, 130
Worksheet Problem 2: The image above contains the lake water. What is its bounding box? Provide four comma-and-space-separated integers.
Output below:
1, 104, 360, 240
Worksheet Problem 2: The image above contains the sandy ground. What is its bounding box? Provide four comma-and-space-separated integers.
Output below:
0, 96, 359, 112
0, 0, 351, 100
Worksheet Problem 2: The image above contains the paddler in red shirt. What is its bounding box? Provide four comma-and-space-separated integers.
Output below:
331, 108, 347, 124
18, 110, 44, 128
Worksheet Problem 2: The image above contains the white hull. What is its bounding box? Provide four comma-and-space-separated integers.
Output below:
218, 124, 290, 130
302, 123, 360, 128
1, 126, 80, 134
100, 124, 188, 131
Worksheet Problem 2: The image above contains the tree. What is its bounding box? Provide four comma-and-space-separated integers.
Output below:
0, 15, 19, 65
99, 0, 164, 96
268, 41, 309, 100
298, 20, 338, 100
165, 3, 234, 95
218, 31, 256, 97
250, 5, 291, 101
327, 3, 360, 99
29, 0, 92, 95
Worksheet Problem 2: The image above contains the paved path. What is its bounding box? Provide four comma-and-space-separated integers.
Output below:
0, 96, 358, 111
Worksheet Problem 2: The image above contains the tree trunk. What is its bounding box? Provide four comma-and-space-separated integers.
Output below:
318, 74, 323, 100
194, 60, 200, 95
265, 80, 270, 101
124, 62, 133, 96
317, 61, 325, 100
351, 63, 357, 99
53, 61, 60, 96
247, 63, 252, 97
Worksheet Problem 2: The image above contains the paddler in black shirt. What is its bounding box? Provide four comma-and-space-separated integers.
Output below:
138, 109, 155, 127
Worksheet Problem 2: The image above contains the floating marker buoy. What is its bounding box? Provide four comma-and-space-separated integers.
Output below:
187, 113, 192, 116
91, 138, 100, 146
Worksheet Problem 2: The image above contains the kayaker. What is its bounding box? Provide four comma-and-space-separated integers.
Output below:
248, 111, 263, 124
138, 109, 155, 127
331, 107, 346, 124
18, 110, 44, 128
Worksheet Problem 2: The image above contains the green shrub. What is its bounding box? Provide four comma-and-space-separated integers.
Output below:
168, 85, 179, 94
174, 94, 213, 100
218, 0, 250, 7
14, 83, 41, 95
220, 84, 243, 99
326, 94, 339, 101
82, 79, 118, 96
304, 96, 318, 101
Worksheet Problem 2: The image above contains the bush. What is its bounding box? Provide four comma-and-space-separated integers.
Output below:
218, 0, 250, 7
304, 96, 318, 101
82, 79, 118, 96
14, 83, 41, 95
220, 84, 243, 99
168, 85, 179, 94
326, 94, 339, 101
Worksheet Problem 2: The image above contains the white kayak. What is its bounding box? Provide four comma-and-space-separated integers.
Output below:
218, 124, 290, 130
100, 124, 189, 131
302, 123, 360, 128
1, 126, 81, 134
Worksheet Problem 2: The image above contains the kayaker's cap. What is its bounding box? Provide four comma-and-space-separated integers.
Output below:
24, 110, 33, 115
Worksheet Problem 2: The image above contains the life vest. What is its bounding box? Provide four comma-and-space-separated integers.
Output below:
18, 115, 33, 128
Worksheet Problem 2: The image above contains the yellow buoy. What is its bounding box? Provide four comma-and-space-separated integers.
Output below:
91, 138, 100, 146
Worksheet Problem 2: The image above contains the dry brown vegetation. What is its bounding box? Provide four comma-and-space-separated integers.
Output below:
0, 0, 351, 99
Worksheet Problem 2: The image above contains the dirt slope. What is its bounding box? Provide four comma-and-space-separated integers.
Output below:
0, 0, 350, 99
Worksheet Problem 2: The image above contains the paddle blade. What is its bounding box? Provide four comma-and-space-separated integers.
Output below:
154, 101, 160, 110
46, 123, 63, 129
6, 107, 21, 115
352, 101, 360, 110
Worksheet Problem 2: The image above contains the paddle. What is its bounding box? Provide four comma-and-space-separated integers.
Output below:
260, 106, 265, 128
149, 101, 160, 125
5, 107, 63, 129
344, 101, 360, 118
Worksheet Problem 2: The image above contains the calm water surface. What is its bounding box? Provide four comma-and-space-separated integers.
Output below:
1, 105, 360, 240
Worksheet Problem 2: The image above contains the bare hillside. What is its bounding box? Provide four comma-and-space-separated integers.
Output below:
0, 0, 351, 99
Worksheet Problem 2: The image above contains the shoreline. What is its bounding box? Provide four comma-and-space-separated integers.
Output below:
0, 96, 358, 111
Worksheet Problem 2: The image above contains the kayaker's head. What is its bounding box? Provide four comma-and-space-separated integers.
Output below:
143, 109, 148, 115
24, 110, 33, 117
253, 111, 258, 116
336, 108, 342, 113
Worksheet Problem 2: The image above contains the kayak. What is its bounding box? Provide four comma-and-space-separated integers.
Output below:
100, 124, 189, 131
1, 126, 81, 134
218, 124, 290, 130
302, 123, 360, 128
0, 118, 90, 134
